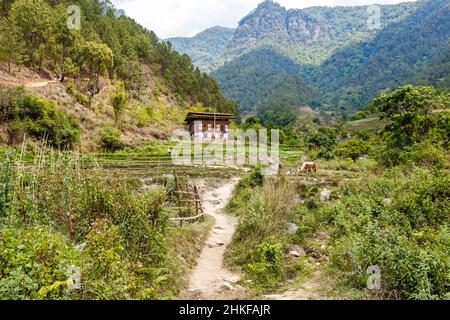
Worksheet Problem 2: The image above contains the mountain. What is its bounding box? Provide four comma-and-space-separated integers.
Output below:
210, 0, 449, 115
173, 0, 418, 72
211, 46, 321, 114
310, 0, 450, 109
228, 0, 418, 65
168, 26, 235, 72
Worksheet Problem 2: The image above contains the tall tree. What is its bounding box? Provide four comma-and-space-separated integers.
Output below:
110, 81, 128, 128
9, 0, 53, 67
375, 85, 450, 149
0, 16, 24, 73
83, 41, 113, 94
53, 4, 77, 82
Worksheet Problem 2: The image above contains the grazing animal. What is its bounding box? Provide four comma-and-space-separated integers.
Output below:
300, 162, 317, 173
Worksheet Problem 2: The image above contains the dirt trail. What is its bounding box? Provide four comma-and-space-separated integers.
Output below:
184, 180, 246, 300
265, 271, 329, 300
0, 79, 57, 88
25, 80, 57, 88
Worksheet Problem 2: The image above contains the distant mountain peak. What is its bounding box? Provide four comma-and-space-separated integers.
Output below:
257, 0, 284, 9
195, 26, 235, 37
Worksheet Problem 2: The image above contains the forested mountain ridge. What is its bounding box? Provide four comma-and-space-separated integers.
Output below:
211, 46, 321, 115
169, 0, 418, 72
310, 0, 450, 109
168, 26, 236, 72
210, 0, 449, 116
228, 0, 418, 65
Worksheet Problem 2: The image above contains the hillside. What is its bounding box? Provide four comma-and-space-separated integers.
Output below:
168, 26, 236, 72
210, 0, 449, 115
170, 0, 418, 72
228, 0, 418, 65
0, 0, 237, 150
310, 0, 450, 109
211, 46, 321, 115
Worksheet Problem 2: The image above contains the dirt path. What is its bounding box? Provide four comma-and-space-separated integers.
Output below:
25, 80, 57, 88
184, 180, 246, 300
265, 230, 332, 300
264, 271, 330, 300
0, 79, 57, 88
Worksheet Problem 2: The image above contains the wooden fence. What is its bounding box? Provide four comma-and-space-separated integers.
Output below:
167, 171, 204, 227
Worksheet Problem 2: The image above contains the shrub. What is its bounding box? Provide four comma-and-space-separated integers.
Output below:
327, 168, 450, 299
99, 126, 124, 151
0, 150, 171, 300
0, 87, 80, 148
334, 138, 370, 161
22, 96, 80, 148
401, 141, 449, 169
226, 174, 297, 290
0, 226, 80, 300
245, 241, 284, 288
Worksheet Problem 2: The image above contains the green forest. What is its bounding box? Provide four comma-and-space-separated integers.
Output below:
209, 0, 450, 119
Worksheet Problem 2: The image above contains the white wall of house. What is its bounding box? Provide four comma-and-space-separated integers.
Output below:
191, 119, 231, 141
194, 120, 203, 139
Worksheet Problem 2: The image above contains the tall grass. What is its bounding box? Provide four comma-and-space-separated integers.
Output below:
0, 143, 177, 299
225, 168, 299, 290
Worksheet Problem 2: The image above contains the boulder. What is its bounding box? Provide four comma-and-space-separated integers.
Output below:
320, 189, 331, 201
289, 251, 301, 257
286, 223, 299, 235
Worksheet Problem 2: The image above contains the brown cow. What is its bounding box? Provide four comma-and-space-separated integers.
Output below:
300, 162, 317, 173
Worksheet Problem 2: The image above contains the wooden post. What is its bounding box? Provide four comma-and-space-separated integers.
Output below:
194, 185, 204, 222
174, 170, 183, 217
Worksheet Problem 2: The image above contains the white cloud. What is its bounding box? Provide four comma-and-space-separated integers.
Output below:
111, 0, 414, 38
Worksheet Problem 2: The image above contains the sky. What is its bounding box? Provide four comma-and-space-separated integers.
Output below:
111, 0, 414, 38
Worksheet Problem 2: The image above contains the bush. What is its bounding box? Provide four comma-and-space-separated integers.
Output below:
0, 87, 80, 148
402, 141, 449, 169
226, 174, 297, 290
0, 150, 171, 300
0, 226, 80, 300
22, 96, 80, 148
99, 126, 124, 151
334, 138, 370, 161
244, 241, 284, 288
327, 168, 450, 299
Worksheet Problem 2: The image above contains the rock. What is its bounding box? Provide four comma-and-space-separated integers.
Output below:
187, 289, 203, 299
234, 285, 245, 292
219, 282, 233, 291
207, 241, 225, 248
320, 189, 331, 202
286, 223, 298, 235
225, 275, 240, 283
75, 242, 86, 252
289, 251, 301, 257
320, 245, 327, 250
290, 245, 306, 257
383, 198, 392, 205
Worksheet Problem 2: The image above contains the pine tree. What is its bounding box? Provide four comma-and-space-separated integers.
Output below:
0, 16, 24, 73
